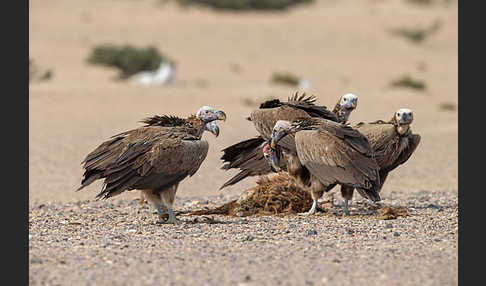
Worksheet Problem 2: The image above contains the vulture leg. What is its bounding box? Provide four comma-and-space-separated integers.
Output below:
139, 191, 147, 205
340, 185, 355, 216
301, 177, 326, 215
307, 200, 318, 215
160, 183, 179, 224
141, 190, 168, 222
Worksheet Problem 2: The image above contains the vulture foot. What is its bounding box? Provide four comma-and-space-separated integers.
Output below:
299, 200, 318, 216
166, 208, 178, 224
343, 199, 350, 216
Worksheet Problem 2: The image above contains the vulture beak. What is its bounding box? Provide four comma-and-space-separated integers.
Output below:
269, 154, 281, 172
342, 100, 357, 110
205, 121, 220, 137
196, 106, 227, 123
214, 110, 227, 121
263, 144, 281, 172
269, 131, 284, 150
270, 136, 277, 150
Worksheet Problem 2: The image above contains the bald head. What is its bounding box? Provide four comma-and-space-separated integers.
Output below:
339, 93, 358, 110
394, 108, 414, 125
334, 93, 358, 124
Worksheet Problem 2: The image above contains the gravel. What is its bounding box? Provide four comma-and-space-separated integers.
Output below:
29, 190, 457, 286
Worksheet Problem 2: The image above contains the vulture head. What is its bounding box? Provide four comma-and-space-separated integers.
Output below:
339, 93, 358, 111
392, 108, 414, 135
333, 93, 358, 124
263, 143, 281, 172
269, 120, 293, 150
196, 106, 227, 137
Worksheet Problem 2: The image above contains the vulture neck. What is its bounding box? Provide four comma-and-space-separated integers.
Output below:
332, 104, 352, 124
390, 117, 411, 136
185, 115, 207, 137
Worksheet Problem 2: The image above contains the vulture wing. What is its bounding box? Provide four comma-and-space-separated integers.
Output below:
355, 122, 401, 168
220, 93, 338, 189
294, 126, 380, 195
378, 133, 421, 189
392, 134, 421, 169
250, 105, 309, 140
78, 126, 209, 199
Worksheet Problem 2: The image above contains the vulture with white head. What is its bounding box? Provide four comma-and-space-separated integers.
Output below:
77, 106, 227, 224
266, 117, 381, 215
338, 108, 421, 214
219, 92, 358, 189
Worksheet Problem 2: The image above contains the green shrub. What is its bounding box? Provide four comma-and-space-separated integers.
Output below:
390, 75, 426, 91
271, 72, 300, 86
439, 102, 456, 111
389, 20, 442, 44
406, 0, 433, 5
29, 58, 53, 83
88, 44, 168, 78
176, 0, 313, 11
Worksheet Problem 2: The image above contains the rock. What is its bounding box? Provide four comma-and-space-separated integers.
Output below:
306, 229, 318, 236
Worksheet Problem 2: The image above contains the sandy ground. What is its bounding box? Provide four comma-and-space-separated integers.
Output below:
29, 0, 458, 285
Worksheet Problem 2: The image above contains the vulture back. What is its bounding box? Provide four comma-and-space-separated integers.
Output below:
355, 122, 406, 169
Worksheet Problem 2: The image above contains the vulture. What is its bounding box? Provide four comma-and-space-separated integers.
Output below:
219, 92, 358, 189
338, 108, 421, 213
266, 117, 381, 215
76, 106, 227, 224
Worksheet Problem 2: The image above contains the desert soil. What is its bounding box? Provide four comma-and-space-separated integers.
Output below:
29, 0, 458, 285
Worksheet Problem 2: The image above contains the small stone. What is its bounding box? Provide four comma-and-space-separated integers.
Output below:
306, 229, 318, 236
385, 223, 393, 229
31, 258, 43, 264
394, 232, 400, 237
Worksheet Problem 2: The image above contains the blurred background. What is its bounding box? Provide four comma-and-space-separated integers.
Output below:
29, 0, 457, 205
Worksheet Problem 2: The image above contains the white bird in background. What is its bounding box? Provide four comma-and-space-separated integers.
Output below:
130, 61, 176, 86
298, 79, 311, 90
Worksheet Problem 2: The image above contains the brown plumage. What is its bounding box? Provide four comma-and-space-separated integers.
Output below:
77, 106, 226, 223
220, 92, 357, 189
339, 108, 421, 212
268, 117, 381, 215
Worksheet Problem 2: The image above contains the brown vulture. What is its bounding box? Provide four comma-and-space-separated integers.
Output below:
338, 108, 421, 213
76, 106, 227, 224
266, 117, 381, 215
219, 92, 358, 189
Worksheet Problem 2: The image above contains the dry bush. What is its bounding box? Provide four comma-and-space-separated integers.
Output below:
390, 74, 426, 91
271, 72, 300, 86
188, 173, 313, 217
176, 0, 313, 11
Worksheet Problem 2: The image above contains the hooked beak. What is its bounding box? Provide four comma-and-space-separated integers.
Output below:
215, 110, 227, 121
206, 121, 220, 137
263, 144, 281, 172
397, 114, 411, 125
269, 155, 281, 173
269, 132, 281, 150
343, 101, 357, 110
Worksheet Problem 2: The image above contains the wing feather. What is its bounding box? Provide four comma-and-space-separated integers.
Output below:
295, 130, 380, 190
78, 126, 209, 199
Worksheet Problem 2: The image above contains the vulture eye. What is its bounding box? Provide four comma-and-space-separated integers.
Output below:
343, 98, 347, 101
408, 112, 412, 116
397, 112, 400, 116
